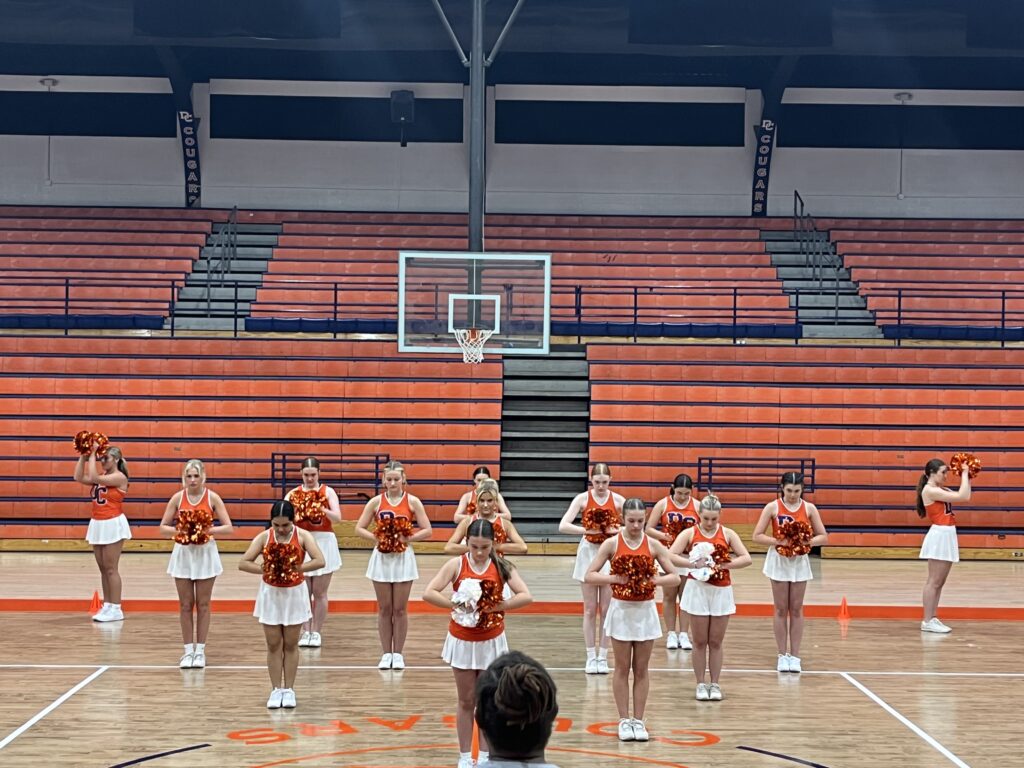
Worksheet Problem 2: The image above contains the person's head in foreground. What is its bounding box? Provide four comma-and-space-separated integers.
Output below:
475, 651, 560, 766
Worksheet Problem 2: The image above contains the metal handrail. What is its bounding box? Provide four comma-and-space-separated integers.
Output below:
204, 206, 238, 316
793, 191, 842, 323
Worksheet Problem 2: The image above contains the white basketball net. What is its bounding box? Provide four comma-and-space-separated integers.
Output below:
453, 328, 495, 364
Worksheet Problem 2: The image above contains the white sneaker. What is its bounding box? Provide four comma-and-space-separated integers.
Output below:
789, 655, 802, 673
298, 631, 311, 647
95, 605, 124, 623
378, 653, 394, 669
281, 688, 297, 708
618, 718, 635, 741
179, 653, 194, 669
921, 618, 952, 634
191, 650, 206, 669
596, 657, 610, 674
708, 683, 723, 701
777, 654, 791, 672
666, 631, 679, 650
91, 604, 111, 622
391, 653, 406, 670
457, 757, 474, 768
266, 688, 284, 709
585, 657, 599, 674
631, 718, 649, 741
695, 683, 710, 701
308, 632, 322, 648
678, 632, 693, 651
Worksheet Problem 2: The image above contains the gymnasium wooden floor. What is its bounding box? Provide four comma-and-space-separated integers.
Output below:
1, 552, 1021, 767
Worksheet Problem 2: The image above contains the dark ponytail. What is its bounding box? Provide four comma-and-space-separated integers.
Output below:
466, 518, 513, 583
475, 651, 558, 757
916, 458, 945, 518
671, 473, 693, 494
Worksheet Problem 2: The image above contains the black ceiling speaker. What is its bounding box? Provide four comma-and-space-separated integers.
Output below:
391, 90, 414, 147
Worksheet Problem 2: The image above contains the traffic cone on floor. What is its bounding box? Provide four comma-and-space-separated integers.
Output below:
837, 597, 851, 620
88, 591, 102, 615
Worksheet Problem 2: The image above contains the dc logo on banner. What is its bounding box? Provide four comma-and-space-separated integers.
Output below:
751, 118, 775, 217
177, 110, 202, 208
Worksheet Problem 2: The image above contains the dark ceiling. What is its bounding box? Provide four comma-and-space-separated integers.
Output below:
0, 1, 1022, 89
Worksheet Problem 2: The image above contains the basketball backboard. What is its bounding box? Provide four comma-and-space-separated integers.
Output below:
397, 251, 551, 356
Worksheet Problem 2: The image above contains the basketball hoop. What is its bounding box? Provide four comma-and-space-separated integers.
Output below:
453, 327, 494, 364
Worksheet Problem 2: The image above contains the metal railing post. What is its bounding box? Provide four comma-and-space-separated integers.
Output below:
1001, 289, 1007, 348
632, 286, 639, 342
732, 287, 739, 344
333, 282, 339, 340
63, 277, 70, 337
896, 288, 903, 347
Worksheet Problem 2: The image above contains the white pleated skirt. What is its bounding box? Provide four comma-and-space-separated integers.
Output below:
254, 581, 312, 626
86, 514, 132, 546
572, 538, 610, 582
366, 547, 418, 583
167, 541, 223, 580
680, 580, 736, 617
763, 549, 813, 583
919, 525, 959, 563
603, 598, 662, 642
441, 631, 509, 670
306, 531, 342, 577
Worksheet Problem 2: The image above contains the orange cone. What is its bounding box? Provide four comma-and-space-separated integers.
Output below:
471, 721, 480, 762
837, 597, 851, 620
89, 590, 102, 615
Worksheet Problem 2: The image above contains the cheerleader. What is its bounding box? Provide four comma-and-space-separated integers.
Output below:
475, 651, 561, 768
285, 457, 342, 649
586, 498, 682, 742
74, 444, 131, 623
239, 500, 325, 709
669, 493, 751, 702
916, 458, 971, 633
752, 472, 828, 673
645, 473, 699, 651
159, 459, 233, 668
355, 460, 433, 670
453, 466, 512, 523
423, 519, 533, 768
446, 479, 528, 557
558, 462, 624, 674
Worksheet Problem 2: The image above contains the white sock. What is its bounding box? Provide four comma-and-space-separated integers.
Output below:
460, 752, 472, 760
184, 643, 194, 654
586, 647, 596, 661
195, 643, 206, 653
478, 750, 489, 762
598, 647, 608, 660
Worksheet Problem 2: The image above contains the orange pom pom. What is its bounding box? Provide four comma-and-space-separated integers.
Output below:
492, 523, 509, 546
707, 543, 732, 586
776, 519, 813, 557
291, 489, 326, 525
73, 430, 92, 454
582, 506, 621, 544
375, 516, 414, 554
476, 578, 505, 631
949, 452, 982, 479
263, 539, 302, 586
610, 553, 657, 600
174, 507, 212, 546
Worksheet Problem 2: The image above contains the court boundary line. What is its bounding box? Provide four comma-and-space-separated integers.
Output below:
0, 665, 108, 751
1, 663, 1022, 678
841, 672, 971, 768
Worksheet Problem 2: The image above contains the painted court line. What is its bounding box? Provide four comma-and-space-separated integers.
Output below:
841, 672, 971, 768
0, 665, 108, 750
0, 663, 1022, 679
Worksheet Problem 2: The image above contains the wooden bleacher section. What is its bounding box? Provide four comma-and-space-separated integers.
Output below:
247, 215, 798, 338
0, 336, 499, 547
587, 343, 1024, 558
0, 206, 225, 329
827, 220, 1024, 340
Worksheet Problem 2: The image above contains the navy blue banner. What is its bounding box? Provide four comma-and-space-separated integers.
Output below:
177, 110, 202, 208
751, 118, 776, 217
